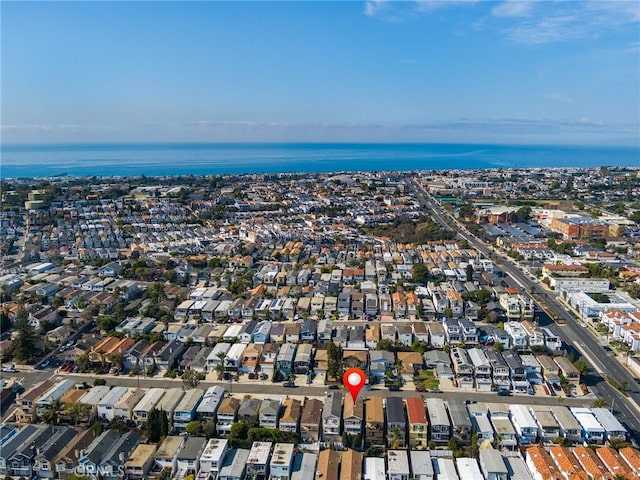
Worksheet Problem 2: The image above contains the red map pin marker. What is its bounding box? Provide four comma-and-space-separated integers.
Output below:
343, 367, 366, 402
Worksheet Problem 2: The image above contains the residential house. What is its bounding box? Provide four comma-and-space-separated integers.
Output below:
491, 416, 518, 450
276, 343, 296, 380
113, 388, 146, 420
342, 394, 364, 444
530, 406, 561, 443
16, 380, 55, 423
468, 348, 492, 391
362, 396, 384, 448
6, 425, 52, 478
260, 342, 279, 376
173, 389, 203, 433
199, 438, 228, 476
525, 446, 560, 480
252, 320, 272, 344
291, 453, 317, 480
427, 322, 445, 349
245, 442, 271, 479
35, 379, 76, 418
450, 347, 474, 389
154, 436, 185, 474
387, 450, 410, 480
216, 397, 240, 437
592, 408, 627, 443
322, 391, 343, 445
259, 399, 281, 429
196, 386, 226, 423
471, 414, 495, 445
550, 406, 583, 444
238, 398, 261, 423
240, 343, 262, 375
154, 339, 185, 371
406, 396, 428, 450
315, 449, 340, 480
124, 444, 157, 480
280, 398, 301, 434
426, 397, 450, 445
294, 343, 313, 375
300, 319, 317, 343
175, 437, 206, 478
300, 398, 323, 443
133, 388, 165, 427
223, 343, 246, 373
571, 407, 605, 445
502, 350, 529, 393
369, 350, 394, 380
339, 449, 363, 480
509, 405, 538, 445
0, 425, 43, 475
270, 443, 295, 480
410, 450, 434, 480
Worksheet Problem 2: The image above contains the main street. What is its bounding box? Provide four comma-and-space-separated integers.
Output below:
411, 178, 640, 442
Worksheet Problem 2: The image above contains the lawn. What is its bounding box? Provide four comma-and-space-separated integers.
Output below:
416, 370, 440, 390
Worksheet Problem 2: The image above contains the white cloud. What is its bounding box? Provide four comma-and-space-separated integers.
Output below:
364, 0, 478, 21
545, 93, 574, 104
364, 0, 391, 18
365, 1, 640, 45
491, 1, 534, 18
2, 117, 637, 145
498, 1, 640, 45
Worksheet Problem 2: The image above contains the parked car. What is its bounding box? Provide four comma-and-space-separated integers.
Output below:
283, 382, 297, 388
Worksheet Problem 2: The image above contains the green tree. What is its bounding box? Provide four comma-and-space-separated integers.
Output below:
465, 264, 474, 282
573, 359, 588, 380
202, 420, 217, 439
13, 308, 36, 362
411, 341, 426, 354
40, 399, 62, 425
327, 342, 343, 380
146, 407, 169, 443
591, 398, 608, 408
364, 445, 383, 457
376, 338, 394, 352
183, 369, 205, 388
215, 351, 227, 380
0, 309, 11, 333
412, 264, 429, 284
390, 426, 404, 449
62, 402, 92, 426
157, 469, 171, 480
185, 421, 202, 436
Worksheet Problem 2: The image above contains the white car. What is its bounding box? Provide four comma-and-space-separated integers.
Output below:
1, 367, 17, 373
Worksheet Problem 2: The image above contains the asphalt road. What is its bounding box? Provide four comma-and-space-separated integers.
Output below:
411, 179, 640, 442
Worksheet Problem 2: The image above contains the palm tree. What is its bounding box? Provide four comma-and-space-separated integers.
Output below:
390, 426, 404, 449
216, 351, 227, 380
40, 399, 62, 425
591, 398, 608, 408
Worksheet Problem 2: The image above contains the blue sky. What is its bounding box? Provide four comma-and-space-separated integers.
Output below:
2, 1, 639, 145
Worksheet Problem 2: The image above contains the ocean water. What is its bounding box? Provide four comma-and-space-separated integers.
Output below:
1, 142, 638, 178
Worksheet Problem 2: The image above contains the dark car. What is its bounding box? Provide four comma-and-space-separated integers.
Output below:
283, 382, 297, 388
328, 385, 339, 390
